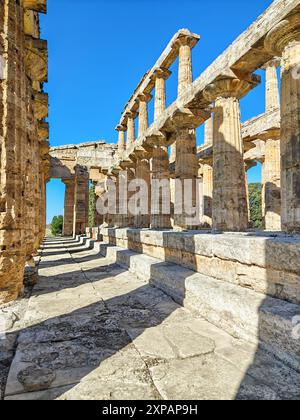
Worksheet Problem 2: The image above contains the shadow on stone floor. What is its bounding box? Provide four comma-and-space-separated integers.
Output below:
3, 231, 300, 400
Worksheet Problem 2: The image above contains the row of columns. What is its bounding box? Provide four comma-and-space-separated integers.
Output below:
98, 14, 300, 234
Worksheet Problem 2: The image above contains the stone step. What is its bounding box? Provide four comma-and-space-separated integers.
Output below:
89, 240, 300, 373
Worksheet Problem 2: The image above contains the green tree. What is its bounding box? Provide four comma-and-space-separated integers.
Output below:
89, 185, 96, 228
51, 215, 64, 236
249, 183, 263, 229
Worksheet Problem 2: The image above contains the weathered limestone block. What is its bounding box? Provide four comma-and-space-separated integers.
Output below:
24, 10, 40, 38
33, 92, 48, 120
23, 0, 47, 13
101, 228, 300, 306
25, 37, 48, 82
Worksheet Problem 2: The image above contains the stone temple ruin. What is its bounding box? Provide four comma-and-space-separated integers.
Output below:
1, 0, 300, 400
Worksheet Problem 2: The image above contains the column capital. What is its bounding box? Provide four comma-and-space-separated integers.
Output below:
137, 92, 153, 103
171, 31, 200, 51
62, 178, 74, 185
115, 124, 127, 132
151, 67, 172, 81
265, 13, 300, 56
203, 77, 259, 102
168, 108, 210, 130
125, 110, 138, 120
261, 57, 281, 70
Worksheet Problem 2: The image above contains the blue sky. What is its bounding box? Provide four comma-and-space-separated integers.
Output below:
42, 0, 273, 223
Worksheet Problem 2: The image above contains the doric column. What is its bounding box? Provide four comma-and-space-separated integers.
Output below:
126, 112, 136, 147
134, 156, 151, 228
116, 124, 126, 155
263, 135, 281, 231
170, 33, 200, 164
73, 166, 89, 235
153, 67, 171, 120
171, 109, 204, 230
202, 163, 213, 228
259, 60, 281, 231
93, 181, 104, 226
204, 78, 254, 231
62, 178, 75, 236
176, 34, 199, 97
200, 118, 213, 227
150, 68, 172, 229
138, 93, 152, 137
265, 15, 300, 232
263, 58, 280, 113
116, 167, 135, 227
204, 117, 213, 146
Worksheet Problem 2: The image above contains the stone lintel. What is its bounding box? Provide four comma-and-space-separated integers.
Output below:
242, 109, 280, 143
198, 145, 213, 166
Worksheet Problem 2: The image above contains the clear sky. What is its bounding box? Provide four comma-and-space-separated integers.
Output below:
42, 0, 273, 224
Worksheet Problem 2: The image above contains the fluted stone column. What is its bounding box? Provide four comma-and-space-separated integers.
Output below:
174, 123, 199, 231
204, 117, 213, 146
73, 166, 89, 235
265, 14, 300, 232
263, 136, 281, 231
138, 93, 152, 137
202, 164, 213, 228
260, 60, 281, 231
204, 79, 252, 231
201, 118, 213, 227
93, 181, 104, 226
151, 68, 172, 229
62, 178, 75, 236
263, 58, 280, 113
116, 124, 126, 155
170, 33, 199, 164
117, 168, 135, 227
134, 158, 151, 228
130, 94, 152, 228
126, 112, 136, 148
153, 68, 171, 119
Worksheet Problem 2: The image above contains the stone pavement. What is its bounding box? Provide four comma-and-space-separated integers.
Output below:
1, 237, 300, 400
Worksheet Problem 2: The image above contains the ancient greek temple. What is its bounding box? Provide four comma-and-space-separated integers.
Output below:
1, 0, 300, 401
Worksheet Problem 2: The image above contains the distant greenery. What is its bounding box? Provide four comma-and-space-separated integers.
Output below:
51, 215, 64, 236
89, 185, 96, 228
249, 183, 263, 229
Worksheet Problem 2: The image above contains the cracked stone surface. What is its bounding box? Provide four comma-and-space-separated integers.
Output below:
1, 237, 300, 400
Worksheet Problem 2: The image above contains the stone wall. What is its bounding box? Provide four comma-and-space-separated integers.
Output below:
0, 0, 48, 304
101, 228, 300, 306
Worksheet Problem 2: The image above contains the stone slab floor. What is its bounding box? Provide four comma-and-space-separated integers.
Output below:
1, 237, 300, 400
